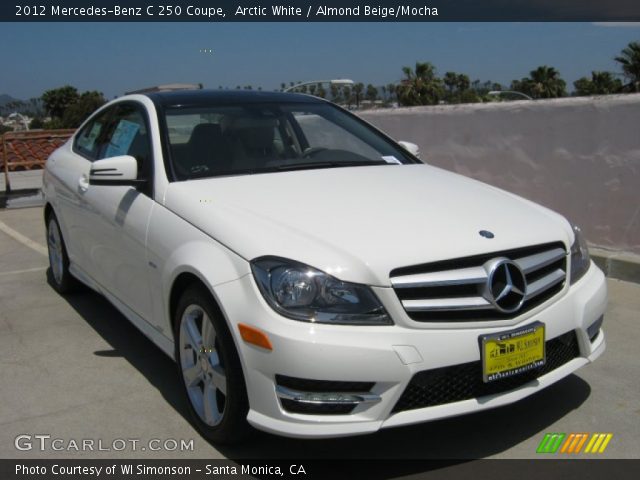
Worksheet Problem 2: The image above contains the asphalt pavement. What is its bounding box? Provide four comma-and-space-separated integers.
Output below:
0, 206, 638, 463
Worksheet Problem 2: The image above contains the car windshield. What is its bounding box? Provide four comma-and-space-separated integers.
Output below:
163, 102, 416, 180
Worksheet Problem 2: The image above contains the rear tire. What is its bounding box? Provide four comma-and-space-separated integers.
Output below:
174, 284, 251, 444
46, 213, 79, 294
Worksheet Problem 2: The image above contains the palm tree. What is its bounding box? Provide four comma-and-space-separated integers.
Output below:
614, 41, 640, 92
511, 66, 566, 99
365, 84, 378, 102
386, 83, 397, 102
443, 72, 458, 95
353, 82, 364, 108
343, 86, 352, 108
397, 62, 444, 106
330, 83, 342, 104
573, 71, 622, 96
529, 66, 567, 98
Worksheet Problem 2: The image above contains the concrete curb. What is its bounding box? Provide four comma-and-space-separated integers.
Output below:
590, 247, 640, 284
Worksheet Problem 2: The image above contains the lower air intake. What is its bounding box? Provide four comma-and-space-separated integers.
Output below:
392, 330, 580, 413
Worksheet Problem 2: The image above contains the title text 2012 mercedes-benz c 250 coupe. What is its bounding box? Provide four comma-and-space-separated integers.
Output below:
43, 90, 606, 443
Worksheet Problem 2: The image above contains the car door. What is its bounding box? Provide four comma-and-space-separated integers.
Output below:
50, 106, 116, 275
80, 102, 156, 322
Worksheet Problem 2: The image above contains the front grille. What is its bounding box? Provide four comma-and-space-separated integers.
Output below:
392, 330, 580, 413
391, 242, 567, 322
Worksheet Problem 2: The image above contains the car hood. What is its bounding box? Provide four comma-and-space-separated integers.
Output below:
163, 164, 572, 286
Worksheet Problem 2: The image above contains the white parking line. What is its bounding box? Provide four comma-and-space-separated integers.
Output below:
0, 220, 48, 256
0, 266, 47, 276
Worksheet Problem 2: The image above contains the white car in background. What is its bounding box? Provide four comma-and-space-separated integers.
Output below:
43, 90, 607, 443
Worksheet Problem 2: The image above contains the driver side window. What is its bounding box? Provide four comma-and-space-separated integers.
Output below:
98, 103, 152, 182
74, 108, 114, 161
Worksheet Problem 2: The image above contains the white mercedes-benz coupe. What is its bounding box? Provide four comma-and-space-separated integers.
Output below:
43, 90, 607, 443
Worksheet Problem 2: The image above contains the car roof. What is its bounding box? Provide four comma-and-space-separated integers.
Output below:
144, 89, 324, 108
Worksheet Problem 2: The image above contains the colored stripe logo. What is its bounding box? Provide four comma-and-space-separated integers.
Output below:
536, 433, 613, 454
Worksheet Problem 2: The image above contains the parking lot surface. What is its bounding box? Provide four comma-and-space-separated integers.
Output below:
0, 206, 638, 461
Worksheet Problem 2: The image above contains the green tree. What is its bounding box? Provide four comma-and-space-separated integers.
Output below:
443, 72, 458, 95
386, 83, 397, 102
342, 86, 352, 108
397, 62, 444, 106
42, 85, 79, 119
511, 66, 567, 99
573, 71, 622, 96
614, 41, 640, 92
29, 117, 45, 129
330, 83, 342, 104
353, 82, 364, 107
442, 72, 480, 104
365, 84, 378, 102
60, 91, 106, 128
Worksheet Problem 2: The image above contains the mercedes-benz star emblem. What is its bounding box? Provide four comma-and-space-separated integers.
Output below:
482, 257, 527, 313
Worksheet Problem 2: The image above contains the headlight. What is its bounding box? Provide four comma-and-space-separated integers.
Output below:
251, 257, 392, 325
570, 224, 590, 284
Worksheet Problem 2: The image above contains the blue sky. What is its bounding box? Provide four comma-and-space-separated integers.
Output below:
1, 22, 639, 99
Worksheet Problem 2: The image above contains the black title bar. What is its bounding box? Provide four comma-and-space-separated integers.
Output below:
3, 0, 640, 22
3, 459, 640, 480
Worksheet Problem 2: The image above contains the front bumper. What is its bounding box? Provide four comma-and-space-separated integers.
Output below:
213, 262, 607, 438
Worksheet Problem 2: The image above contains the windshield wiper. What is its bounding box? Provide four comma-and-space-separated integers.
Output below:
275, 160, 390, 172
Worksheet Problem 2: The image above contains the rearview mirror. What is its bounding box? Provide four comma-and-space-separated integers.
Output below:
89, 155, 144, 186
398, 141, 421, 159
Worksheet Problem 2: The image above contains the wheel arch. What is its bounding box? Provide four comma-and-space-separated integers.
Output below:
168, 271, 236, 346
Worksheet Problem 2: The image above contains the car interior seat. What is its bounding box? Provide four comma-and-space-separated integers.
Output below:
183, 123, 233, 178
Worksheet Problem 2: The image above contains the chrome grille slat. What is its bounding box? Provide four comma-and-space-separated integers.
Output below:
515, 247, 565, 274
402, 296, 492, 312
525, 269, 565, 299
391, 242, 567, 322
391, 266, 487, 289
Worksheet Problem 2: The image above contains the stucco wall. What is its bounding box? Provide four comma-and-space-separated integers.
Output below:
359, 94, 640, 254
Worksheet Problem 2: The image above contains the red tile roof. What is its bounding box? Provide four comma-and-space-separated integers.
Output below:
1, 130, 74, 171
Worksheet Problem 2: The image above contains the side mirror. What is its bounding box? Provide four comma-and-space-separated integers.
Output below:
398, 141, 421, 159
89, 155, 144, 186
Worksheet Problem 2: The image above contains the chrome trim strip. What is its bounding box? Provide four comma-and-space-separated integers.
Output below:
515, 247, 566, 274
391, 266, 487, 288
275, 385, 382, 405
525, 269, 566, 299
402, 296, 492, 312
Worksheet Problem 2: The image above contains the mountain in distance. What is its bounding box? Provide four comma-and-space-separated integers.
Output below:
0, 94, 19, 107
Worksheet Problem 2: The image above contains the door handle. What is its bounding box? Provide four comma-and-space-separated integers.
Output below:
78, 175, 89, 193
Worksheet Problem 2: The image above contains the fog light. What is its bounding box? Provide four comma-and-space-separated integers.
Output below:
276, 385, 381, 405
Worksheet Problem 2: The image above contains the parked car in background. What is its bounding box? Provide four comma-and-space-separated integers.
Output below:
43, 90, 606, 443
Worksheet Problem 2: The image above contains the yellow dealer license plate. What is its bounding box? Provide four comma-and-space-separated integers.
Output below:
481, 322, 545, 383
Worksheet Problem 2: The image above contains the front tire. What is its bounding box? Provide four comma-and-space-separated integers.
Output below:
46, 213, 79, 294
174, 285, 250, 444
